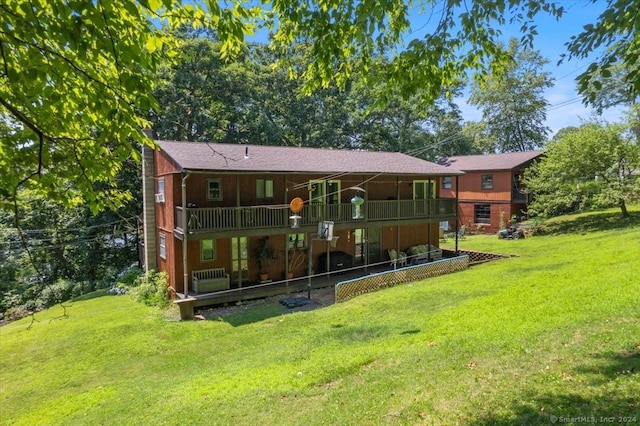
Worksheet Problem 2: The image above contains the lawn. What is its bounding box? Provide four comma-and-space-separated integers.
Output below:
1, 207, 639, 425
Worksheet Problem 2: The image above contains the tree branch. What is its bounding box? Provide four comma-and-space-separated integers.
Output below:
98, 0, 123, 85
0, 38, 8, 77
0, 29, 126, 100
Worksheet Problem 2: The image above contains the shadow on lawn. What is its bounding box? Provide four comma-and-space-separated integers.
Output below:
469, 347, 640, 426
537, 210, 640, 236
199, 289, 333, 326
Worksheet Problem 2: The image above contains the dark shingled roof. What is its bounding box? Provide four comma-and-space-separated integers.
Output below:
439, 151, 543, 171
156, 140, 463, 176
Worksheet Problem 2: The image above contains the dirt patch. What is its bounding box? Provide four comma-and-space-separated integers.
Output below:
195, 286, 336, 320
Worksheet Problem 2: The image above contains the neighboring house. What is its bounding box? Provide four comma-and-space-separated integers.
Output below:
142, 141, 462, 304
440, 151, 543, 233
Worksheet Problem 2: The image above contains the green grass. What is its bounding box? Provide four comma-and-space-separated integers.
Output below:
2, 207, 639, 425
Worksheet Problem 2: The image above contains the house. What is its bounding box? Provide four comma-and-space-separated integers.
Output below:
141, 141, 463, 305
439, 151, 543, 233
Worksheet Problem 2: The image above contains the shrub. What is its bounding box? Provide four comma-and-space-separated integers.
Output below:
37, 279, 75, 309
525, 217, 547, 235
109, 283, 128, 296
70, 281, 95, 299
117, 266, 143, 287
129, 270, 170, 308
0, 290, 22, 313
4, 305, 30, 322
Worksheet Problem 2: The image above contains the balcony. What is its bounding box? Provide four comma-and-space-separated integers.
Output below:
175, 198, 456, 234
512, 189, 530, 203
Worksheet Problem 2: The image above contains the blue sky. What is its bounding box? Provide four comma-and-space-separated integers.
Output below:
404, 0, 623, 136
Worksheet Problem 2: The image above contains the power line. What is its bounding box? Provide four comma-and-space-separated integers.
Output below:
1, 216, 139, 235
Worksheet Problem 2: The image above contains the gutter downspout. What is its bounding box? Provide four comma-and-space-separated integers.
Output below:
455, 175, 459, 255
396, 177, 400, 260
182, 171, 191, 296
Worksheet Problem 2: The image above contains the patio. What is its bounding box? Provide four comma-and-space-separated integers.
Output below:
179, 252, 470, 308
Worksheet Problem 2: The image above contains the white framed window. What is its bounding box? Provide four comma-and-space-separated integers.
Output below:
201, 239, 216, 262
481, 174, 494, 190
159, 234, 167, 259
256, 179, 274, 199
207, 179, 222, 200
154, 178, 166, 203
442, 176, 452, 189
474, 205, 491, 224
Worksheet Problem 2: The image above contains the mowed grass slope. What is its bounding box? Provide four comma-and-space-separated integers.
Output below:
1, 207, 639, 425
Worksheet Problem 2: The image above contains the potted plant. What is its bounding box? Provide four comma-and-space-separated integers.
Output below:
255, 237, 277, 281
287, 248, 307, 279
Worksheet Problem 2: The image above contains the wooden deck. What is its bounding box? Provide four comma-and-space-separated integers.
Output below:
177, 251, 467, 308
178, 263, 393, 308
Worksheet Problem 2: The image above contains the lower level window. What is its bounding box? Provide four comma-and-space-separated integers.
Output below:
474, 205, 491, 224
288, 233, 305, 249
201, 239, 217, 262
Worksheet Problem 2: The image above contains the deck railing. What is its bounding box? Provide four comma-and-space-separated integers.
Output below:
335, 255, 469, 302
512, 189, 529, 203
175, 198, 457, 233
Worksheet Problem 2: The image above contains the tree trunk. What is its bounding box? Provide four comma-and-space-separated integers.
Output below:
619, 198, 629, 218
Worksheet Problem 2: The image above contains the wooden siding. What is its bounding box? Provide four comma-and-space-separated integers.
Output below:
152, 147, 454, 294
442, 170, 513, 201
168, 222, 442, 292
440, 171, 531, 234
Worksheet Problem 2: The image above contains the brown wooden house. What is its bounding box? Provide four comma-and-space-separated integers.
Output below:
141, 141, 462, 305
439, 151, 543, 233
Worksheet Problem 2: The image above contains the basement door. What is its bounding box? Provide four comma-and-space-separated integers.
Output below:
231, 236, 248, 287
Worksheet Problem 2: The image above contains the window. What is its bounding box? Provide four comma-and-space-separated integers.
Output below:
481, 174, 493, 190
159, 234, 166, 259
157, 177, 165, 195
207, 179, 222, 200
201, 239, 216, 262
288, 233, 306, 249
256, 179, 274, 199
474, 205, 491, 224
442, 176, 452, 189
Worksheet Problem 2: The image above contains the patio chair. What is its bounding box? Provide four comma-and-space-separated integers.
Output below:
388, 249, 407, 268
457, 225, 466, 239
439, 227, 447, 242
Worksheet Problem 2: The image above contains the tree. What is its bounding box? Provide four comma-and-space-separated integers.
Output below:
564, 0, 639, 108
469, 38, 553, 152
0, 0, 260, 221
0, 156, 141, 313
552, 126, 580, 142
523, 122, 640, 218
152, 38, 466, 156
2, 0, 636, 218
584, 63, 640, 114
459, 121, 496, 154
151, 35, 248, 142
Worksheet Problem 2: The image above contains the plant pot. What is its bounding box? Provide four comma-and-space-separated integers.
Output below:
259, 273, 269, 281
286, 271, 294, 280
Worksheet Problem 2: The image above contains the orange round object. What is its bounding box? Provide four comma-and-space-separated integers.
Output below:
289, 197, 304, 213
